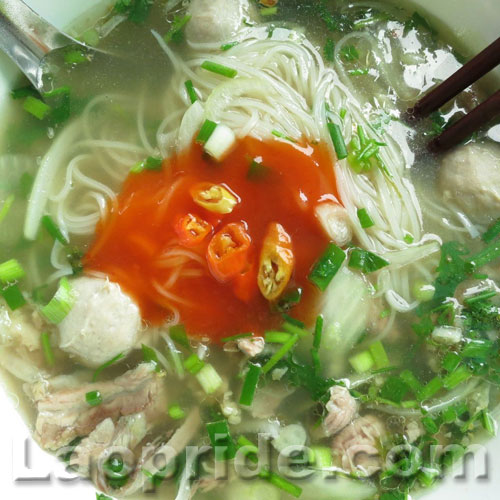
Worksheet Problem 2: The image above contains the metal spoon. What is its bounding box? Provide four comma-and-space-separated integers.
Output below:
0, 0, 88, 92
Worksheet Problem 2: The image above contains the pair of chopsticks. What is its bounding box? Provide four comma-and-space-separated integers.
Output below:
405, 36, 500, 153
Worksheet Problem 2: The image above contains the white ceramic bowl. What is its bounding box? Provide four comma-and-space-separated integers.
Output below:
0, 1, 499, 499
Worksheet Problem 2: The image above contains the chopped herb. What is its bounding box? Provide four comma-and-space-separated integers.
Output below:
131, 156, 163, 174
41, 215, 69, 245
339, 108, 347, 120
221, 41, 239, 51
421, 416, 439, 434
265, 331, 293, 343
206, 420, 236, 460
168, 403, 186, 420
357, 208, 375, 228
481, 410, 497, 436
340, 45, 359, 61
142, 344, 161, 371
196, 119, 218, 144
164, 15, 192, 43
93, 352, 125, 382
404, 11, 436, 35
114, 0, 153, 24
41, 277, 75, 324
399, 370, 423, 393
11, 86, 38, 100
348, 68, 369, 76
369, 340, 390, 369
63, 47, 90, 65
0, 259, 25, 283
276, 287, 302, 312
259, 467, 303, 498
461, 339, 493, 359
379, 376, 409, 403
169, 324, 191, 350
282, 321, 309, 338
309, 243, 346, 291
1, 284, 26, 311
184, 80, 198, 104
311, 315, 324, 374
41, 332, 55, 367
201, 61, 238, 78
271, 129, 296, 142
348, 248, 389, 273
417, 376, 443, 400
196, 363, 223, 394
404, 234, 414, 244
349, 350, 375, 373
327, 122, 348, 160
86, 390, 103, 407
324, 39, 335, 62
247, 158, 271, 180
239, 363, 261, 406
482, 218, 500, 243
442, 352, 461, 373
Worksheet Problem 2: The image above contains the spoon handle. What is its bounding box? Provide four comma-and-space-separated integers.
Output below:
0, 0, 77, 88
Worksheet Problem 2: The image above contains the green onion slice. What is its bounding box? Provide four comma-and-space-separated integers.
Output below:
23, 96, 51, 120
184, 80, 198, 104
206, 420, 236, 461
41, 215, 69, 245
239, 363, 261, 406
1, 284, 26, 311
41, 332, 55, 367
0, 259, 26, 283
327, 122, 348, 160
196, 119, 218, 144
262, 333, 299, 374
92, 352, 125, 382
86, 390, 103, 407
41, 277, 75, 324
308, 243, 346, 291
201, 61, 238, 78
0, 194, 15, 224
348, 248, 389, 273
357, 208, 375, 228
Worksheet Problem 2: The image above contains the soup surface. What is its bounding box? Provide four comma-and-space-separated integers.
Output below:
1, 1, 500, 499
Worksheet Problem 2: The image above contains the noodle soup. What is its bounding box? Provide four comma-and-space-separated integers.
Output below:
1, 1, 499, 499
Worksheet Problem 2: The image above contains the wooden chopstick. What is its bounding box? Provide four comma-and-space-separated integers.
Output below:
428, 89, 500, 153
406, 36, 500, 121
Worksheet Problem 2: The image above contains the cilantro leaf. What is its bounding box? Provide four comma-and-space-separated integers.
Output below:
114, 0, 153, 24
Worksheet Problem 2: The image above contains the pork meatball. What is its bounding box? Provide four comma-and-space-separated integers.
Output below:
58, 277, 141, 368
439, 143, 500, 223
185, 0, 250, 43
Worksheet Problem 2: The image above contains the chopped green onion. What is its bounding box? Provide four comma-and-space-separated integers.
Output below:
184, 80, 198, 104
310, 446, 333, 470
247, 159, 271, 180
369, 340, 390, 369
481, 410, 497, 436
131, 156, 163, 174
41, 215, 69, 245
260, 6, 278, 16
412, 280, 435, 302
262, 334, 299, 374
11, 86, 38, 100
442, 352, 461, 373
206, 420, 236, 460
168, 403, 186, 420
276, 287, 302, 312
92, 352, 125, 382
348, 248, 389, 273
282, 321, 309, 338
265, 331, 293, 343
184, 354, 205, 374
348, 68, 369, 76
281, 313, 304, 329
271, 129, 296, 142
308, 243, 346, 291
1, 284, 26, 310
164, 14, 192, 43
464, 290, 497, 305
196, 364, 223, 394
421, 416, 439, 434
327, 123, 348, 160
64, 48, 89, 65
259, 468, 302, 498
221, 332, 253, 343
142, 344, 161, 371
0, 194, 15, 224
201, 61, 237, 78
357, 208, 375, 228
23, 96, 51, 120
339, 108, 347, 119
468, 239, 500, 270
40, 332, 55, 367
482, 218, 500, 243
311, 315, 323, 374
169, 324, 191, 350
442, 406, 457, 424
86, 390, 102, 407
417, 376, 443, 400
0, 259, 25, 283
461, 339, 493, 359
96, 494, 113, 500
399, 370, 423, 393
237, 435, 258, 462
40, 277, 75, 324
404, 233, 415, 244
221, 41, 239, 51
239, 363, 261, 406
443, 365, 471, 389
349, 350, 375, 373
379, 376, 409, 403
196, 119, 218, 144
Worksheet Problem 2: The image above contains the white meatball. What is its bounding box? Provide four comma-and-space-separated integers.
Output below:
185, 0, 249, 43
439, 143, 500, 223
58, 277, 141, 368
